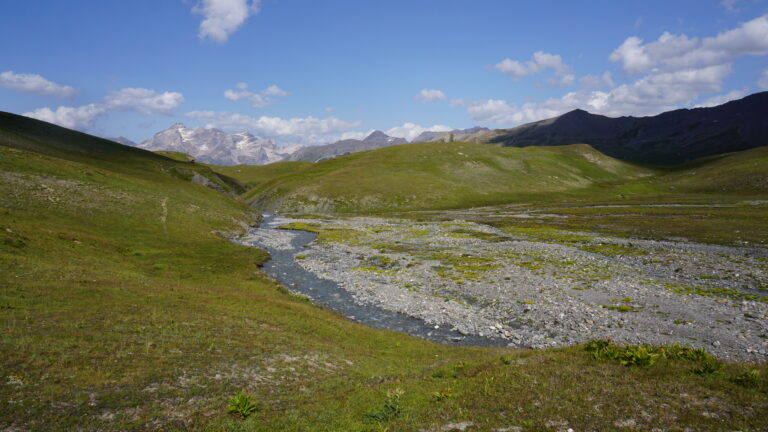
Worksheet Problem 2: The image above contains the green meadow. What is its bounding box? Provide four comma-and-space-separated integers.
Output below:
1, 113, 767, 431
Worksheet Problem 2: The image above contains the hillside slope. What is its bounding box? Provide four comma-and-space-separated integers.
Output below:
2, 115, 767, 430
241, 141, 655, 213
440, 91, 768, 165
0, 111, 246, 195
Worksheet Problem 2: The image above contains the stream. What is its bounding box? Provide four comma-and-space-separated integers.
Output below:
238, 214, 508, 347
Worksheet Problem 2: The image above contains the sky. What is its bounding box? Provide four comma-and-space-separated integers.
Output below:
1, 0, 768, 147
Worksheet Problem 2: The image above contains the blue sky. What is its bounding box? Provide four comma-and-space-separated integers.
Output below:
2, 0, 767, 147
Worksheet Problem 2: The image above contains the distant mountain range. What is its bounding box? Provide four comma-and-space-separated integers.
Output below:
452, 91, 768, 164
122, 91, 768, 166
284, 130, 408, 162
137, 123, 300, 166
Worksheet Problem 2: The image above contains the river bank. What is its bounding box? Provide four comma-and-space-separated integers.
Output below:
240, 213, 768, 362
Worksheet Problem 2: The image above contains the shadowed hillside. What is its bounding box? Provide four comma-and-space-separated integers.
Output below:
481, 92, 768, 164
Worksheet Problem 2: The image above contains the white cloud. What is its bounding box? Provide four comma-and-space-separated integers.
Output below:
105, 88, 185, 114
339, 130, 371, 141
722, 0, 740, 12
460, 64, 732, 125
193, 0, 260, 43
758, 68, 768, 89
695, 89, 747, 107
415, 88, 447, 102
23, 87, 184, 131
23, 104, 105, 130
495, 51, 573, 86
224, 82, 287, 108
610, 14, 768, 74
186, 110, 360, 146
580, 71, 615, 89
0, 71, 76, 98
385, 122, 452, 142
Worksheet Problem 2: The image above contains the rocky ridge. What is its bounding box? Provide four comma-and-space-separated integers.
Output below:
139, 123, 300, 166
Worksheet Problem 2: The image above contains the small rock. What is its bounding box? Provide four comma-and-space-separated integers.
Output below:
712, 340, 721, 347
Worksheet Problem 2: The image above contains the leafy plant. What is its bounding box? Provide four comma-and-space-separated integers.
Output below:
364, 388, 404, 423
691, 360, 722, 376
432, 387, 453, 401
227, 391, 258, 419
585, 340, 657, 367
732, 369, 761, 388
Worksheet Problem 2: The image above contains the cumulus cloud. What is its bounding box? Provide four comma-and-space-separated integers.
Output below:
193, 0, 260, 43
468, 15, 768, 128
695, 89, 747, 108
23, 87, 184, 131
415, 89, 447, 102
759, 68, 768, 89
23, 104, 105, 130
224, 82, 287, 108
186, 110, 360, 146
385, 122, 452, 142
339, 130, 371, 141
460, 64, 732, 125
495, 51, 574, 86
580, 71, 615, 89
610, 14, 768, 74
105, 88, 185, 114
0, 71, 76, 98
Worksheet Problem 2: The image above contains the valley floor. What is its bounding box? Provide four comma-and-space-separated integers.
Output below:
257, 204, 768, 363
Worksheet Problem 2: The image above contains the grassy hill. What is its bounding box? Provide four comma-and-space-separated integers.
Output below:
218, 140, 768, 222
1, 116, 767, 430
0, 112, 245, 195
230, 141, 657, 213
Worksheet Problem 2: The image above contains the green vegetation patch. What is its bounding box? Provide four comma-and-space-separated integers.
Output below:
429, 251, 499, 280
279, 221, 368, 244
446, 228, 509, 242
663, 282, 768, 303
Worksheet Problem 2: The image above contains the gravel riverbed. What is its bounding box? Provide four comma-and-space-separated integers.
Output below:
243, 214, 768, 362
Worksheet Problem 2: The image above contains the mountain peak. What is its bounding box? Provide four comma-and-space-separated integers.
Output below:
560, 109, 591, 118
364, 130, 389, 141
169, 123, 186, 130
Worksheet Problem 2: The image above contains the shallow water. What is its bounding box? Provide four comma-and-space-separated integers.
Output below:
238, 214, 508, 347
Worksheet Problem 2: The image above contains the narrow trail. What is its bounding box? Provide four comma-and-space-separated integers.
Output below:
159, 197, 168, 232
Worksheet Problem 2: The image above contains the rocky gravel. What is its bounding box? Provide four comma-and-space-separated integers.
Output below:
247, 214, 768, 362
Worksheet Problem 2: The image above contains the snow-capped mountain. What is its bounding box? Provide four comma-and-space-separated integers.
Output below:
139, 123, 300, 166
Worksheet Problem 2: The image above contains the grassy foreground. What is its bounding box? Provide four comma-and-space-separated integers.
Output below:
1, 116, 767, 430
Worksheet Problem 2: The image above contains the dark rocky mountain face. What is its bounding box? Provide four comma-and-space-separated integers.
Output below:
138, 123, 299, 166
485, 92, 768, 164
286, 130, 408, 162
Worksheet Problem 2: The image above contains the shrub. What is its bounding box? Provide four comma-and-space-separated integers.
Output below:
227, 391, 258, 419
